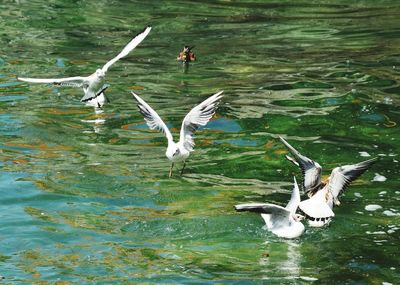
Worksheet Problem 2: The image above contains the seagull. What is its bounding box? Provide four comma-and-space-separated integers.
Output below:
17, 26, 152, 109
235, 177, 305, 239
279, 136, 377, 227
132, 91, 223, 177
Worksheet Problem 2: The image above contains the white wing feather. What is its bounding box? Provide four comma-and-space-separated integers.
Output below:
327, 157, 377, 199
279, 136, 322, 195
179, 91, 223, 151
235, 203, 290, 228
132, 92, 173, 143
299, 190, 335, 219
17, 76, 87, 87
102, 26, 152, 73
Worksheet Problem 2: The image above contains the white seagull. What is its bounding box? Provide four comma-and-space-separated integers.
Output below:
17, 26, 152, 109
132, 91, 223, 177
235, 177, 305, 239
279, 136, 377, 227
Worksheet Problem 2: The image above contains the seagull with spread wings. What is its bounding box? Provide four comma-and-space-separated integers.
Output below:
132, 91, 223, 177
279, 136, 377, 227
235, 177, 305, 239
17, 26, 152, 109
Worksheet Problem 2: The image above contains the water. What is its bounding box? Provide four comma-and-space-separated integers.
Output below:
0, 0, 399, 284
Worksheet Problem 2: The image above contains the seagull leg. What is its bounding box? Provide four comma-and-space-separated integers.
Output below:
180, 161, 187, 176
169, 163, 174, 178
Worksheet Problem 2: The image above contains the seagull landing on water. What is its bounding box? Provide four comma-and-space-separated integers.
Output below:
279, 136, 377, 227
132, 91, 223, 177
235, 177, 305, 239
17, 26, 152, 109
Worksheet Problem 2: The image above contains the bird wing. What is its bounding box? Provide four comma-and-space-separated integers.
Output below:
80, 84, 109, 103
235, 203, 290, 227
285, 177, 301, 215
279, 136, 322, 195
101, 26, 152, 73
17, 76, 87, 87
179, 91, 223, 151
132, 92, 173, 143
299, 190, 335, 219
327, 157, 377, 199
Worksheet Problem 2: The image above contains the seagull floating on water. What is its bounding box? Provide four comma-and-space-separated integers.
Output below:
132, 91, 223, 177
235, 177, 305, 239
279, 136, 377, 227
17, 26, 152, 109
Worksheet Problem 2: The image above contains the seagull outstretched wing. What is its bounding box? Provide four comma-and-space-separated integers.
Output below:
101, 26, 152, 73
132, 92, 173, 143
235, 203, 290, 228
327, 157, 377, 199
179, 91, 223, 152
17, 76, 87, 87
279, 136, 322, 195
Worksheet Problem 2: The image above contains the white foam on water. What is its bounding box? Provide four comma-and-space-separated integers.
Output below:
372, 173, 387, 182
383, 210, 399, 217
366, 231, 386, 235
81, 119, 106, 124
359, 151, 371, 157
300, 276, 318, 282
354, 192, 363, 198
365, 204, 382, 211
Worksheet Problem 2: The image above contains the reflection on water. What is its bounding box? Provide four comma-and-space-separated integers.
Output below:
0, 0, 399, 284
260, 241, 303, 282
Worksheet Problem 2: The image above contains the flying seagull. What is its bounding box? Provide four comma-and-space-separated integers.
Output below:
279, 136, 377, 227
235, 177, 305, 239
132, 91, 223, 177
17, 26, 152, 108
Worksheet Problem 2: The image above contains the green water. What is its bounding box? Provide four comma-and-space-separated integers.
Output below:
0, 0, 399, 284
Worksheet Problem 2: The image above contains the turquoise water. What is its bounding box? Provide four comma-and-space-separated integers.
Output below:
0, 1, 399, 284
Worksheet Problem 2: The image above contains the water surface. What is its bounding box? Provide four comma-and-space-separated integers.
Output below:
0, 0, 399, 284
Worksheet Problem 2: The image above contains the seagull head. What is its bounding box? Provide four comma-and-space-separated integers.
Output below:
173, 149, 180, 156
294, 214, 305, 222
166, 145, 180, 160
95, 69, 106, 78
